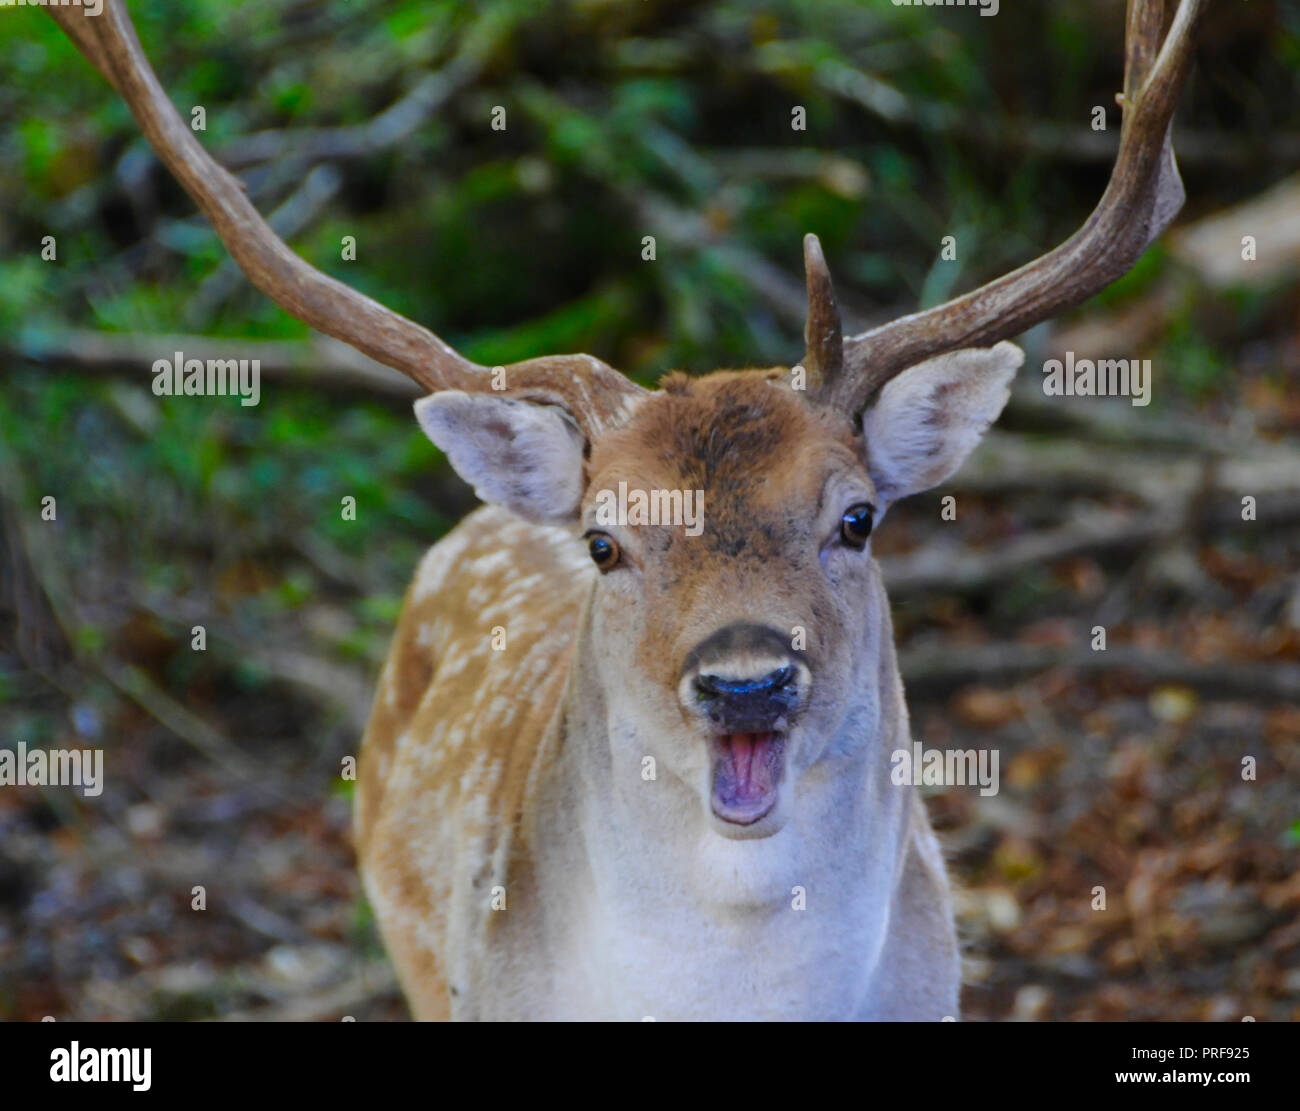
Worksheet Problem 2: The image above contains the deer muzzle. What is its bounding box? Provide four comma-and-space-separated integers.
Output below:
679, 624, 809, 827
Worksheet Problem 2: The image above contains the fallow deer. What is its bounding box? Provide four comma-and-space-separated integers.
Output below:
47, 0, 1204, 1020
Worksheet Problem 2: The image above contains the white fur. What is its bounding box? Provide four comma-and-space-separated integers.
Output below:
499, 566, 958, 1020
414, 392, 586, 524
863, 341, 1023, 506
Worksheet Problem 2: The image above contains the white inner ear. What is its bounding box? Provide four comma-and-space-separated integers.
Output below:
861, 341, 1023, 506
414, 392, 586, 524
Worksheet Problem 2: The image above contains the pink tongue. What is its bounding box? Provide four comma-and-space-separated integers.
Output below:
728, 733, 772, 801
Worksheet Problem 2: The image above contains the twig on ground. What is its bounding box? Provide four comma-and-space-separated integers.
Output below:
900, 642, 1300, 703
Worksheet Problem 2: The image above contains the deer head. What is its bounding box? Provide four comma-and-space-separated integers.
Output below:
46, 0, 1204, 840
414, 235, 1025, 834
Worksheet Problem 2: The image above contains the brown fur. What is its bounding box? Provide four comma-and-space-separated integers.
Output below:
355, 506, 590, 1017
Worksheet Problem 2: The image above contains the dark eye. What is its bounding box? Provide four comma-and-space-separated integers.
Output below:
586, 532, 620, 571
840, 504, 874, 549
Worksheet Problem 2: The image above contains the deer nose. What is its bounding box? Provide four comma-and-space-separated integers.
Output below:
695, 666, 795, 699
680, 623, 808, 733
691, 664, 800, 732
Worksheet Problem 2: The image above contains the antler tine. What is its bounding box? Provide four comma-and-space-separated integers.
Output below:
801, 233, 844, 391
47, 1, 643, 438
827, 0, 1206, 416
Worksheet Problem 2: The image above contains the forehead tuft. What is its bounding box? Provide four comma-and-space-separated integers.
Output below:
591, 370, 857, 496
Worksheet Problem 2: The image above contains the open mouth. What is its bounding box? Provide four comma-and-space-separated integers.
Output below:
710, 731, 786, 825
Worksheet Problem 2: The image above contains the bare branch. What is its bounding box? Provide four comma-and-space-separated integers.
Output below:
46, 1, 643, 438
900, 643, 1300, 704
827, 0, 1207, 415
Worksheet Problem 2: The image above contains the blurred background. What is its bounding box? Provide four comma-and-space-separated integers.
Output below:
0, 0, 1297, 1021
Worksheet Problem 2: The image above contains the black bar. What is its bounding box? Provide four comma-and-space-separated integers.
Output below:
1, 1020, 1291, 1098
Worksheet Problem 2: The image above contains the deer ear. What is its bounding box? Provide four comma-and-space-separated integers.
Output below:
861, 341, 1023, 506
414, 392, 586, 524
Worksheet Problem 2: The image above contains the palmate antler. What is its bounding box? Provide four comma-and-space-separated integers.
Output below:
48, 0, 1203, 432
45, 0, 645, 441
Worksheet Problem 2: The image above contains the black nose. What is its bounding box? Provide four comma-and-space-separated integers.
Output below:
693, 665, 798, 732
695, 666, 795, 699
681, 623, 808, 732
692, 663, 801, 732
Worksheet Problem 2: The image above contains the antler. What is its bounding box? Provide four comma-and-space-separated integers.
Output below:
800, 234, 844, 391
46, 0, 644, 439
817, 0, 1206, 417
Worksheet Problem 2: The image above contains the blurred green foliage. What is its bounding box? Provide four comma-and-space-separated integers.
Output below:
4, 1, 1296, 358
0, 0, 1296, 666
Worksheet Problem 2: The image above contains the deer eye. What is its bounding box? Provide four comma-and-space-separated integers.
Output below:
840, 504, 874, 549
586, 532, 620, 571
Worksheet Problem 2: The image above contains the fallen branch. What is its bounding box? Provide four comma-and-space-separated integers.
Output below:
881, 481, 1300, 598
900, 642, 1300, 703
881, 507, 1182, 597
216, 59, 484, 172
130, 595, 376, 737
1002, 383, 1250, 457
8, 329, 420, 398
964, 432, 1300, 504
0, 440, 274, 785
813, 58, 1300, 167
98, 658, 265, 782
